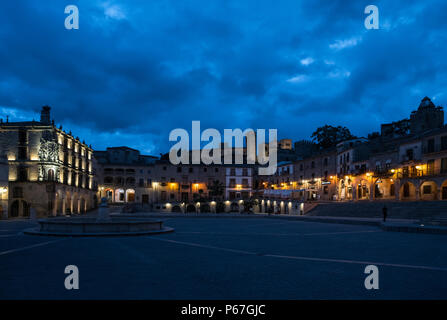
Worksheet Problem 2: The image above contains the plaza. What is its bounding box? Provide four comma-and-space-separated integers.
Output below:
1, 216, 446, 299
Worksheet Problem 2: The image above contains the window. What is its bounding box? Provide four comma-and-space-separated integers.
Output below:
427, 159, 435, 175
441, 158, 447, 174
406, 148, 414, 161
300, 164, 303, 171
311, 161, 315, 168
104, 177, 113, 183
177, 167, 182, 173
203, 167, 207, 172
47, 169, 55, 181
427, 138, 435, 153
115, 177, 123, 184
13, 187, 23, 198
324, 158, 328, 166
189, 167, 193, 173
18, 167, 28, 182
442, 136, 447, 151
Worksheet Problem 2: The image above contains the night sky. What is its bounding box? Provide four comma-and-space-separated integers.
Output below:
0, 0, 446, 155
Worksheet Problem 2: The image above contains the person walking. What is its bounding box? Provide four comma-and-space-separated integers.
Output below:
382, 205, 388, 222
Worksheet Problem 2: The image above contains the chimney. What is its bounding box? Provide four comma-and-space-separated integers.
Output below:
40, 106, 51, 124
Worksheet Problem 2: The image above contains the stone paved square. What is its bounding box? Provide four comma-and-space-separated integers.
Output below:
1, 217, 446, 299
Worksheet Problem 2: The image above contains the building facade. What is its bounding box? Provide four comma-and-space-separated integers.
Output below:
0, 106, 96, 218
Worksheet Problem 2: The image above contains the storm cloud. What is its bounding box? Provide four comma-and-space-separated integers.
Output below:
0, 0, 446, 154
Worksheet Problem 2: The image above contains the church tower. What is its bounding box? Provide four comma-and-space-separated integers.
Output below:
410, 97, 444, 134
40, 105, 51, 125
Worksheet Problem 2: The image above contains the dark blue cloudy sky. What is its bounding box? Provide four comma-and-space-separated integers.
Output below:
0, 0, 446, 155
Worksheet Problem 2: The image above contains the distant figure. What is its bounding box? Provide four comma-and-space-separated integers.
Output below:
382, 205, 388, 222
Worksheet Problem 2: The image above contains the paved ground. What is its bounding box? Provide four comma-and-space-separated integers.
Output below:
1, 217, 446, 299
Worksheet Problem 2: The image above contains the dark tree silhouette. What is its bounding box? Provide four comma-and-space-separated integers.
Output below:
311, 125, 356, 149
208, 180, 224, 200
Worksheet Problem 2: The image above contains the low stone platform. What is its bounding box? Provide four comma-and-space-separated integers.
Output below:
114, 212, 447, 235
24, 217, 174, 237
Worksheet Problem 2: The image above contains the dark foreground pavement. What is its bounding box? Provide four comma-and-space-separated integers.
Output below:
1, 217, 446, 299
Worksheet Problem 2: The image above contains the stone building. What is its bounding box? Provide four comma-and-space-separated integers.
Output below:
224, 165, 253, 201
0, 155, 9, 218
394, 127, 447, 201
94, 146, 158, 205
0, 106, 96, 218
255, 97, 447, 207
150, 161, 226, 205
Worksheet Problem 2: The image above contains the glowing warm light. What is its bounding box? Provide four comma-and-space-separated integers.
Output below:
416, 166, 421, 170
329, 176, 334, 179
236, 184, 242, 189
391, 169, 395, 173
169, 182, 177, 189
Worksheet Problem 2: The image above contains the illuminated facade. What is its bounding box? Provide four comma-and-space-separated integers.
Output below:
0, 106, 96, 218
95, 147, 158, 206
257, 97, 447, 205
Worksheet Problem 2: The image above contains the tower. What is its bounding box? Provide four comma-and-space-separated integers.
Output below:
410, 97, 444, 134
40, 106, 51, 125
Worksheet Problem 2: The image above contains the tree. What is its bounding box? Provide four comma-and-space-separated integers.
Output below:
208, 180, 224, 201
311, 125, 356, 149
243, 197, 258, 214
